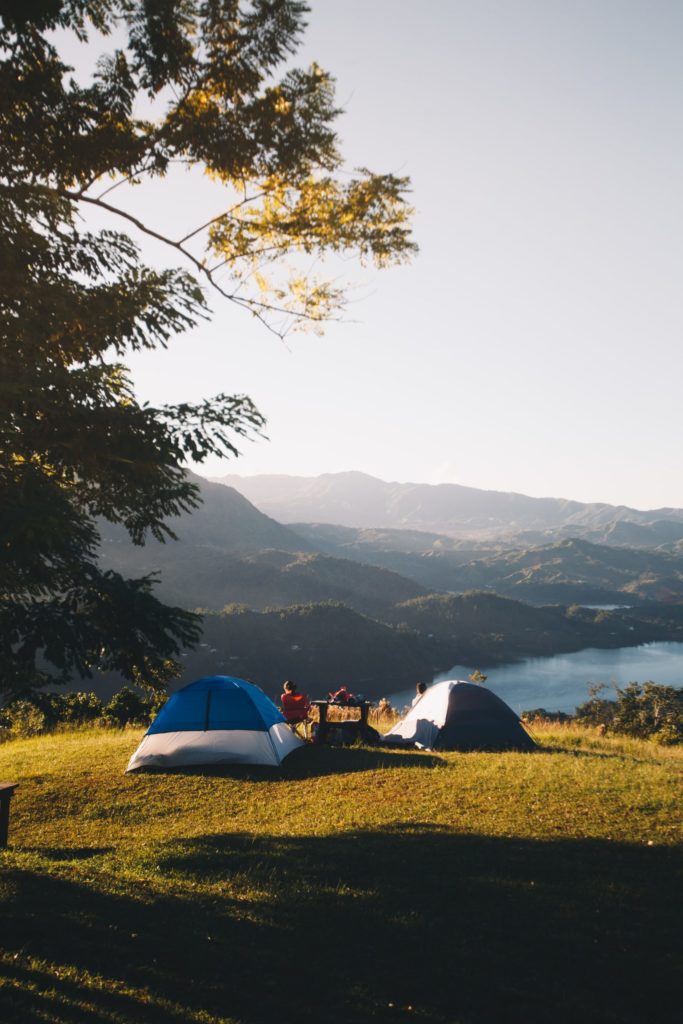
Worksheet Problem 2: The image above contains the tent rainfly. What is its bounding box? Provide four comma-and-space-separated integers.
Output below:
126, 676, 302, 772
383, 679, 536, 752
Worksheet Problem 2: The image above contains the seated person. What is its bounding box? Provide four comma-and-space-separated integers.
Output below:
411, 681, 427, 707
328, 685, 356, 706
280, 680, 310, 724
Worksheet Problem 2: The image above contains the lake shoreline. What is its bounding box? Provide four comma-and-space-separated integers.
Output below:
389, 640, 683, 714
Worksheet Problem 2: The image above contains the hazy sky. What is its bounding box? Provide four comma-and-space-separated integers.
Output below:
74, 1, 683, 508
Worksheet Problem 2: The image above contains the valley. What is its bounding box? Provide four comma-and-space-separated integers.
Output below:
91, 472, 683, 704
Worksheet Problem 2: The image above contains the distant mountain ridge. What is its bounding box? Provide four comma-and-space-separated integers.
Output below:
212, 471, 683, 544
98, 473, 425, 614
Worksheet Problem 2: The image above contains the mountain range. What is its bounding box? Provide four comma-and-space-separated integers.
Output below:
214, 471, 683, 546
90, 470, 683, 699
99, 474, 683, 611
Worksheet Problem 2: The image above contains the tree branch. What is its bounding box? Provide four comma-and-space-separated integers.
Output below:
57, 188, 335, 339
96, 162, 157, 200
176, 191, 269, 245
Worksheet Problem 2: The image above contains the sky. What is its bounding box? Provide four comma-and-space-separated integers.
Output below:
64, 1, 683, 509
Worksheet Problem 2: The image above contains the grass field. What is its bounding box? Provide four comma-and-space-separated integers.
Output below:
0, 725, 681, 1023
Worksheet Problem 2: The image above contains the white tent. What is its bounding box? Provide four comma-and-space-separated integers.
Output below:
384, 679, 535, 751
126, 676, 302, 772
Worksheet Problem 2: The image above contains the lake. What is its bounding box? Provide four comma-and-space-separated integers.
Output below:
389, 641, 683, 714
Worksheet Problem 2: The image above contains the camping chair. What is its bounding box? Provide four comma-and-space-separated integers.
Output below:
281, 692, 311, 739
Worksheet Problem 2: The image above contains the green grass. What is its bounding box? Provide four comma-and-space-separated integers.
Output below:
1, 726, 681, 1023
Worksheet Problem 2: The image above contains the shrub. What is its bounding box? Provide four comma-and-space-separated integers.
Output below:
521, 708, 573, 725
3, 701, 48, 738
102, 687, 151, 728
610, 681, 683, 744
575, 681, 682, 743
147, 692, 168, 719
0, 686, 163, 740
62, 692, 104, 724
1, 691, 105, 733
574, 690, 617, 730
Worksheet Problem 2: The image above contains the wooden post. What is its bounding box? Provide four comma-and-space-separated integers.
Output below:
0, 783, 18, 848
311, 701, 329, 743
359, 701, 376, 742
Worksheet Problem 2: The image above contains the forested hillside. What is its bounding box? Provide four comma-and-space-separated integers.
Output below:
81, 597, 683, 702
387, 592, 683, 664
186, 603, 454, 697
290, 526, 683, 605
438, 538, 683, 604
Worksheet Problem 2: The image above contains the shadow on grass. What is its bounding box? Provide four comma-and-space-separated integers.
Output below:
534, 743, 657, 764
141, 744, 446, 782
283, 744, 447, 777
1, 828, 680, 1024
27, 846, 114, 862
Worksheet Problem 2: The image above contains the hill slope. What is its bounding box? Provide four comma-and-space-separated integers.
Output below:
98, 474, 426, 614
289, 526, 683, 604
100, 472, 310, 555
137, 549, 427, 615
387, 591, 683, 664
450, 538, 683, 604
1, 729, 680, 1024
178, 602, 454, 695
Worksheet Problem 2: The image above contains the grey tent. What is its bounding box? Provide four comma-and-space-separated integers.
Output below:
384, 679, 536, 752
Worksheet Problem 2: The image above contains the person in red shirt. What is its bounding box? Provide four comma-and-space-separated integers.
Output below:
328, 685, 354, 705
280, 680, 310, 732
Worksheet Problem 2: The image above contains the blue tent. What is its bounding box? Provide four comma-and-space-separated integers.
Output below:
126, 676, 303, 771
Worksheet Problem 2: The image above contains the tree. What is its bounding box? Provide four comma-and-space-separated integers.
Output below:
574, 681, 683, 744
610, 681, 683, 744
0, 0, 416, 701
